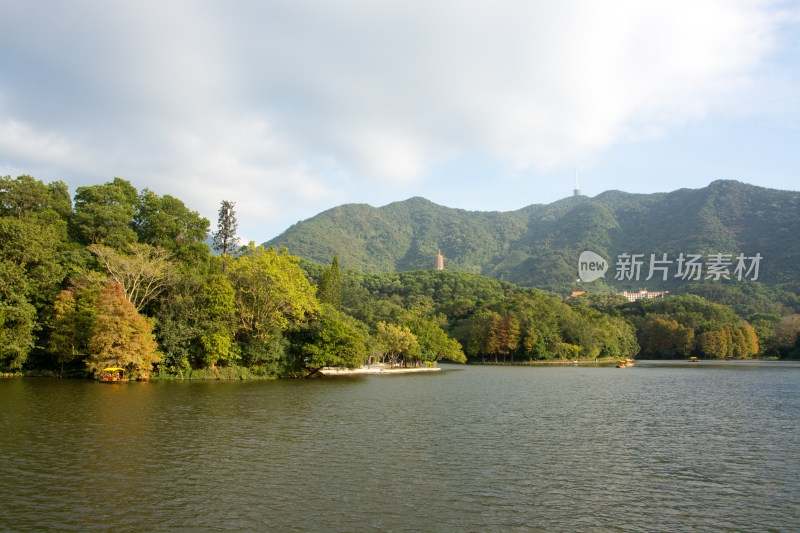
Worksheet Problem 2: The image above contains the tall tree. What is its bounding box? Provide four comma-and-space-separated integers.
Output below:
86, 282, 161, 375
213, 200, 239, 257
317, 254, 342, 308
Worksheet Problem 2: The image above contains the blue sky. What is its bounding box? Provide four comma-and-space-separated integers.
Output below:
1, 1, 798, 242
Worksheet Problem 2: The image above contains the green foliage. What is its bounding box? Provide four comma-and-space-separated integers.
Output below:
3, 174, 796, 377
48, 280, 103, 369
198, 274, 237, 367
239, 333, 289, 376
228, 244, 320, 341
622, 294, 759, 359
451, 291, 639, 362
152, 273, 205, 373
133, 189, 210, 264
71, 178, 139, 248
0, 215, 65, 307
405, 315, 466, 364
317, 254, 342, 308
774, 315, 800, 359
0, 261, 37, 370
375, 321, 420, 365
0, 175, 71, 221
298, 305, 367, 370
265, 180, 800, 301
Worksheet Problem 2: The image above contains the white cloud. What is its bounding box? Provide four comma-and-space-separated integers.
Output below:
0, 121, 76, 168
0, 0, 796, 238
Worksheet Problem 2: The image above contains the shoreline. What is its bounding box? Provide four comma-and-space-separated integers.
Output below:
318, 365, 442, 376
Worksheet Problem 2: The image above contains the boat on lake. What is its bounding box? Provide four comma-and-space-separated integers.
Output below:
98, 367, 128, 382
616, 359, 635, 368
688, 357, 699, 363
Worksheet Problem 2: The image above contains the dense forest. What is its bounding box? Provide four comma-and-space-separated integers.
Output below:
2, 175, 798, 379
265, 180, 800, 299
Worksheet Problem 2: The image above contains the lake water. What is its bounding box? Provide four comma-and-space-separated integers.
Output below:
1, 361, 799, 532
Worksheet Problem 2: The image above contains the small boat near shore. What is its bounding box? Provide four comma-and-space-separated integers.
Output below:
616, 359, 635, 368
98, 367, 128, 382
688, 357, 699, 363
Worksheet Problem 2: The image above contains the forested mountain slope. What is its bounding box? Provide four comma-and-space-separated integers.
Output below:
265, 180, 800, 295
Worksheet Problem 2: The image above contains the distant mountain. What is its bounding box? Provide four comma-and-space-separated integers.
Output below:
264, 180, 800, 297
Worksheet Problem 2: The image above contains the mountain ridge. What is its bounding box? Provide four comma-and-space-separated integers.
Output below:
264, 180, 800, 295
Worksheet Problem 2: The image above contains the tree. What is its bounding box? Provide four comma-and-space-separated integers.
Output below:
375, 321, 419, 366
48, 280, 103, 373
300, 305, 367, 372
133, 189, 210, 264
227, 244, 319, 340
485, 312, 520, 362
198, 274, 237, 368
88, 243, 175, 311
0, 261, 37, 370
0, 216, 65, 307
775, 315, 800, 346
152, 272, 205, 373
86, 282, 161, 375
0, 175, 72, 220
318, 254, 342, 308
71, 178, 138, 248
213, 200, 239, 257
406, 316, 466, 364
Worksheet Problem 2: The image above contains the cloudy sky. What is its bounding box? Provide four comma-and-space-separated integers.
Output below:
1, 1, 798, 242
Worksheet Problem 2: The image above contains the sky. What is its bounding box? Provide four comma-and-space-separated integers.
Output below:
1, 1, 799, 243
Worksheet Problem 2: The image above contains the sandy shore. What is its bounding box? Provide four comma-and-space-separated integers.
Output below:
318, 365, 441, 376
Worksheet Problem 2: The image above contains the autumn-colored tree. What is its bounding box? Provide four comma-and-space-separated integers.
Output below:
86, 283, 160, 375
697, 330, 722, 358
486, 312, 520, 362
741, 322, 759, 356
639, 317, 694, 357
732, 328, 747, 358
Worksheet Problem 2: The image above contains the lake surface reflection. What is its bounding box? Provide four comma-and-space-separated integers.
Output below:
2, 361, 799, 532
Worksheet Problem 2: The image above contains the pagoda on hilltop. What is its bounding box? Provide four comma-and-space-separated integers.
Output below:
435, 249, 444, 270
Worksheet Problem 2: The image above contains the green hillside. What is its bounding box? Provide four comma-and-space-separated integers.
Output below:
265, 180, 800, 298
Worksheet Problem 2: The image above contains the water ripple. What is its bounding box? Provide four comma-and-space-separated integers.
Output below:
1, 363, 799, 531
